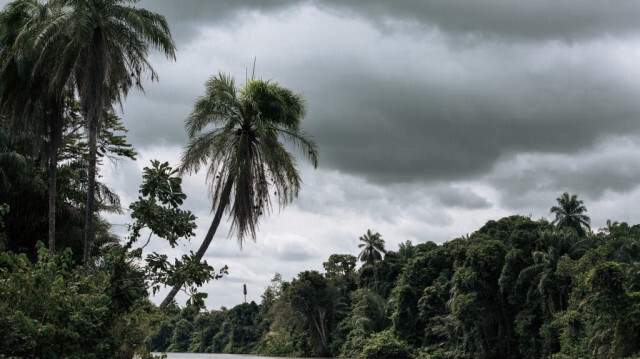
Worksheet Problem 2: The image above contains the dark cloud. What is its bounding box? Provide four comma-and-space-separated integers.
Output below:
298, 50, 640, 184
138, 0, 640, 43
138, 0, 301, 43
314, 0, 640, 41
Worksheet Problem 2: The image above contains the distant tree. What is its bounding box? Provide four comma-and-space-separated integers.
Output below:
397, 240, 416, 264
287, 271, 337, 356
323, 254, 357, 279
358, 230, 386, 266
550, 192, 590, 237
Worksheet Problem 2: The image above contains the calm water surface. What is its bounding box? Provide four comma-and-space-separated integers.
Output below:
155, 354, 311, 359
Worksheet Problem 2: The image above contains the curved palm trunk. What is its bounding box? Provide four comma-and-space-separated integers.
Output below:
159, 176, 234, 309
47, 99, 63, 254
83, 28, 106, 266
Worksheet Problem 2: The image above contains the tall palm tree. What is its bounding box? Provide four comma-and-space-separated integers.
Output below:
550, 192, 590, 237
159, 72, 318, 308
358, 229, 386, 266
0, 0, 67, 254
20, 0, 176, 264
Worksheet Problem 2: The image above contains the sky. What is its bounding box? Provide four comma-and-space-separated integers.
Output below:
6, 0, 640, 309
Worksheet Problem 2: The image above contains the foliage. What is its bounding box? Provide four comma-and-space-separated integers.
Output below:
0, 243, 156, 358
144, 210, 640, 359
0, 110, 133, 262
360, 329, 414, 359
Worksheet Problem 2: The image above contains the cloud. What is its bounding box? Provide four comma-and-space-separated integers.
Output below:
119, 5, 640, 187
138, 0, 640, 44
314, 0, 640, 42
486, 135, 640, 210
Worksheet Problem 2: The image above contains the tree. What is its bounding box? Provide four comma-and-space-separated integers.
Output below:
517, 230, 588, 316
0, 0, 69, 254
358, 230, 386, 266
18, 0, 176, 265
550, 192, 590, 237
0, 101, 135, 262
288, 270, 337, 356
323, 254, 357, 279
159, 72, 318, 308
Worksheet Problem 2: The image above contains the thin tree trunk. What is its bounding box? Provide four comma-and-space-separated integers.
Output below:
47, 99, 63, 255
83, 28, 106, 266
159, 176, 234, 309
311, 309, 329, 354
83, 116, 99, 264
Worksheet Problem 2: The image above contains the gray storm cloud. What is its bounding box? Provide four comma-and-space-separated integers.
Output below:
125, 0, 640, 190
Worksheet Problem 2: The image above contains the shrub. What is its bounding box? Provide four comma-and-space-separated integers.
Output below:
360, 330, 414, 359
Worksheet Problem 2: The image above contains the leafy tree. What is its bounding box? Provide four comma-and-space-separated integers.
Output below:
391, 243, 456, 346
130, 161, 227, 307
160, 72, 318, 308
324, 254, 357, 279
358, 229, 386, 266
288, 270, 338, 356
550, 192, 591, 237
447, 239, 508, 359
168, 318, 193, 352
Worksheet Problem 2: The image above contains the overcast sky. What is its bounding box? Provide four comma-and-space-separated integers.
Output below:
7, 0, 640, 309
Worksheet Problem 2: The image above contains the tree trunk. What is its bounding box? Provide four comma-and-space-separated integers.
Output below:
47, 99, 63, 255
159, 176, 234, 309
83, 115, 99, 264
83, 28, 106, 266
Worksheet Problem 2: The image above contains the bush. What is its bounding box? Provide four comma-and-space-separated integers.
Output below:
0, 243, 156, 359
360, 330, 414, 359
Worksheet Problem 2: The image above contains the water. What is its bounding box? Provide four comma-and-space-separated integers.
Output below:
154, 354, 308, 359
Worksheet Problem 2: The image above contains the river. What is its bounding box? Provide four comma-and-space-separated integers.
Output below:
154, 354, 310, 359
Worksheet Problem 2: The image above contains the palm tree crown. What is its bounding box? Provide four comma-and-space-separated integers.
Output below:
550, 192, 590, 237
181, 72, 318, 243
358, 229, 386, 266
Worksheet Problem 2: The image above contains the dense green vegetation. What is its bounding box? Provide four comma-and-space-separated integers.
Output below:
149, 214, 640, 359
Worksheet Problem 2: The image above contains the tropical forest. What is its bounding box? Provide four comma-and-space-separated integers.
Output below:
1, 1, 640, 359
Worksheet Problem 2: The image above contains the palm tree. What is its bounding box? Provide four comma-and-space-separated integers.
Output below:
397, 239, 416, 264
159, 72, 318, 308
550, 192, 590, 237
19, 0, 176, 264
0, 0, 67, 254
517, 229, 588, 315
358, 229, 386, 266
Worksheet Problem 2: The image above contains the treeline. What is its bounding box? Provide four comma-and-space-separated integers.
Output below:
152, 212, 640, 359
